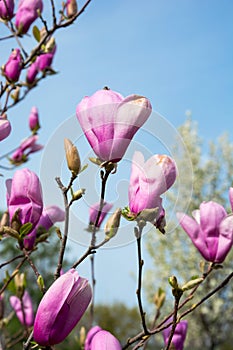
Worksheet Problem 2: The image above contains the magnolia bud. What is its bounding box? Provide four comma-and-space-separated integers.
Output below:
181, 278, 204, 291
11, 86, 20, 102
168, 275, 179, 289
66, 0, 78, 18
45, 37, 56, 53
72, 188, 85, 201
64, 138, 81, 175
79, 326, 86, 347
154, 287, 166, 309
89, 157, 103, 166
37, 275, 45, 292
104, 208, 121, 239
14, 273, 26, 298
0, 211, 9, 227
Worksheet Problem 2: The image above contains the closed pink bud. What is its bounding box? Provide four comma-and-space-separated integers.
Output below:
34, 269, 92, 346
2, 49, 22, 82
26, 61, 38, 84
28, 106, 40, 133
76, 89, 152, 162
129, 152, 177, 215
10, 290, 34, 326
163, 320, 188, 350
0, 0, 14, 20
0, 114, 11, 141
15, 0, 43, 34
85, 327, 121, 350
37, 52, 54, 71
6, 168, 43, 228
85, 326, 102, 349
177, 201, 233, 263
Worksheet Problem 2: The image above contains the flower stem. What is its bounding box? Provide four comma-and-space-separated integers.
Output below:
135, 222, 148, 335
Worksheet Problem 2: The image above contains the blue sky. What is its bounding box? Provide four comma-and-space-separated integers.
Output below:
1, 0, 233, 306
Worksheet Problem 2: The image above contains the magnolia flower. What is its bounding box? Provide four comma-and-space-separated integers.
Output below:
163, 320, 188, 350
33, 269, 92, 346
6, 168, 43, 229
0, 115, 11, 141
76, 88, 152, 163
89, 202, 113, 228
177, 199, 233, 263
2, 49, 22, 82
10, 290, 34, 327
128, 152, 176, 229
28, 106, 40, 133
15, 0, 43, 34
0, 0, 14, 20
85, 326, 121, 350
10, 135, 43, 165
26, 60, 38, 85
24, 205, 65, 249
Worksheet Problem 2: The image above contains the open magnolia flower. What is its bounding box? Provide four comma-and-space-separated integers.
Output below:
177, 198, 233, 263
76, 88, 152, 163
126, 151, 177, 231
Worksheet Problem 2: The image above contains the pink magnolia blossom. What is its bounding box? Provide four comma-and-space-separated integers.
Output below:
37, 50, 55, 71
177, 199, 233, 263
26, 60, 39, 84
10, 290, 34, 326
24, 205, 65, 250
76, 89, 152, 163
10, 135, 43, 165
128, 151, 177, 216
34, 269, 92, 346
2, 49, 22, 82
85, 327, 121, 350
89, 202, 113, 228
15, 0, 43, 34
0, 0, 14, 20
0, 115, 11, 141
6, 168, 43, 228
28, 106, 40, 133
163, 320, 188, 350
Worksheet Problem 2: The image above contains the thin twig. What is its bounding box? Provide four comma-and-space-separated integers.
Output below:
89, 165, 112, 326
0, 254, 24, 269
54, 177, 70, 280
135, 223, 148, 335
122, 269, 233, 349
165, 291, 182, 350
